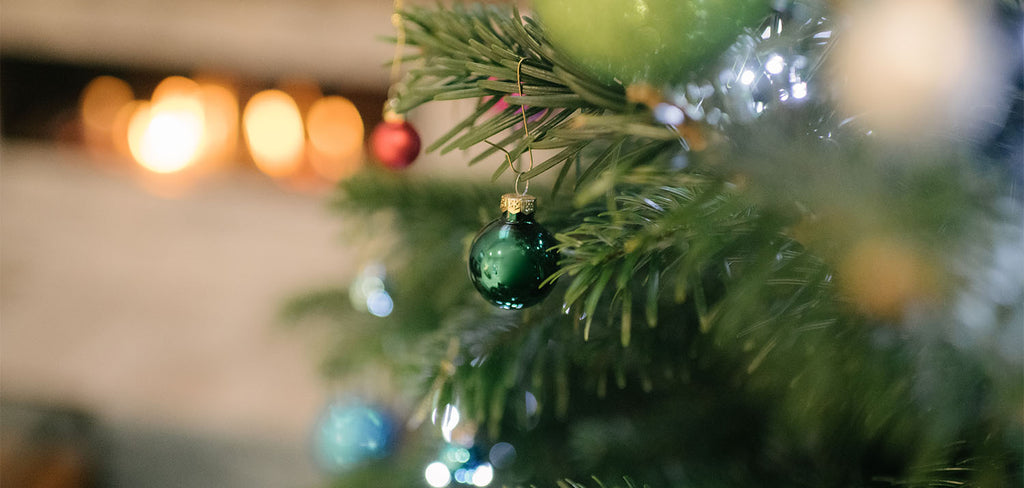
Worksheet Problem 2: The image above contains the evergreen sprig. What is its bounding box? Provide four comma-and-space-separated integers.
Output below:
397, 5, 677, 193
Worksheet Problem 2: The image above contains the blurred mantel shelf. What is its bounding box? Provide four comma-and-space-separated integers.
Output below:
1, 0, 404, 88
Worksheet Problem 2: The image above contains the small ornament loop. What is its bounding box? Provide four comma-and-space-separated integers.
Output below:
515, 171, 529, 196
381, 99, 404, 122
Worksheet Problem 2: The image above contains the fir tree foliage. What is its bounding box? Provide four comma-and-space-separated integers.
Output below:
288, 2, 1023, 487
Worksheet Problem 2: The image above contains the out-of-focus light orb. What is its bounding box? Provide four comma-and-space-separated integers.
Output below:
307, 96, 364, 181
739, 69, 756, 86
366, 290, 394, 317
112, 100, 144, 159
764, 54, 784, 75
424, 461, 452, 487
80, 76, 134, 148
524, 391, 538, 417
349, 263, 394, 316
838, 236, 936, 320
471, 463, 494, 487
832, 0, 1012, 141
488, 442, 516, 468
151, 76, 200, 103
127, 92, 206, 174
652, 103, 685, 126
438, 404, 461, 443
197, 82, 239, 164
313, 402, 394, 474
791, 82, 808, 100
443, 446, 471, 465
243, 89, 305, 178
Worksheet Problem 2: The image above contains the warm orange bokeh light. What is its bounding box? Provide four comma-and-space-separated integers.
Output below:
307, 96, 364, 181
127, 77, 207, 174
125, 77, 208, 174
80, 76, 134, 151
243, 89, 306, 178
197, 82, 240, 165
151, 76, 202, 104
111, 100, 144, 159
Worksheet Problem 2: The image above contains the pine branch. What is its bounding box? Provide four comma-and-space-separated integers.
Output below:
558, 477, 650, 488
395, 5, 683, 190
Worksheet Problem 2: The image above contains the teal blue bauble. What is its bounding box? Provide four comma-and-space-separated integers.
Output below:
468, 194, 560, 309
532, 0, 772, 84
313, 401, 395, 474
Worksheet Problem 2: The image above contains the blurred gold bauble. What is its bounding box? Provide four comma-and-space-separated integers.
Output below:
838, 236, 936, 320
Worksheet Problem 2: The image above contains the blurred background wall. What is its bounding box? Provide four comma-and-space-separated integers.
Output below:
0, 0, 495, 486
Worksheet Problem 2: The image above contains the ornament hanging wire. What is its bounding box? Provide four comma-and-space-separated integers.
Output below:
485, 57, 537, 196
383, 0, 407, 118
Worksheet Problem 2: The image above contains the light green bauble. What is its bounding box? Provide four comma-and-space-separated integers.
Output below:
532, 0, 771, 84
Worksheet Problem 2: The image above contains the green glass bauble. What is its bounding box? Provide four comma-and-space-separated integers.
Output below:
532, 0, 771, 84
468, 194, 560, 309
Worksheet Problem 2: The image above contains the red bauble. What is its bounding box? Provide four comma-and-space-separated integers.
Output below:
369, 120, 421, 170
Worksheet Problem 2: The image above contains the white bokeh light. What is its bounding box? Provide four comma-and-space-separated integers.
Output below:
425, 462, 452, 487
440, 404, 460, 443
792, 82, 808, 100
471, 463, 494, 486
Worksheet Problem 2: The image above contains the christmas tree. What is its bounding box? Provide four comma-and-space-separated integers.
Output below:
288, 1, 1023, 487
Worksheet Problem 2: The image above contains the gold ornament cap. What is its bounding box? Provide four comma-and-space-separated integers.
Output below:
500, 193, 536, 215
